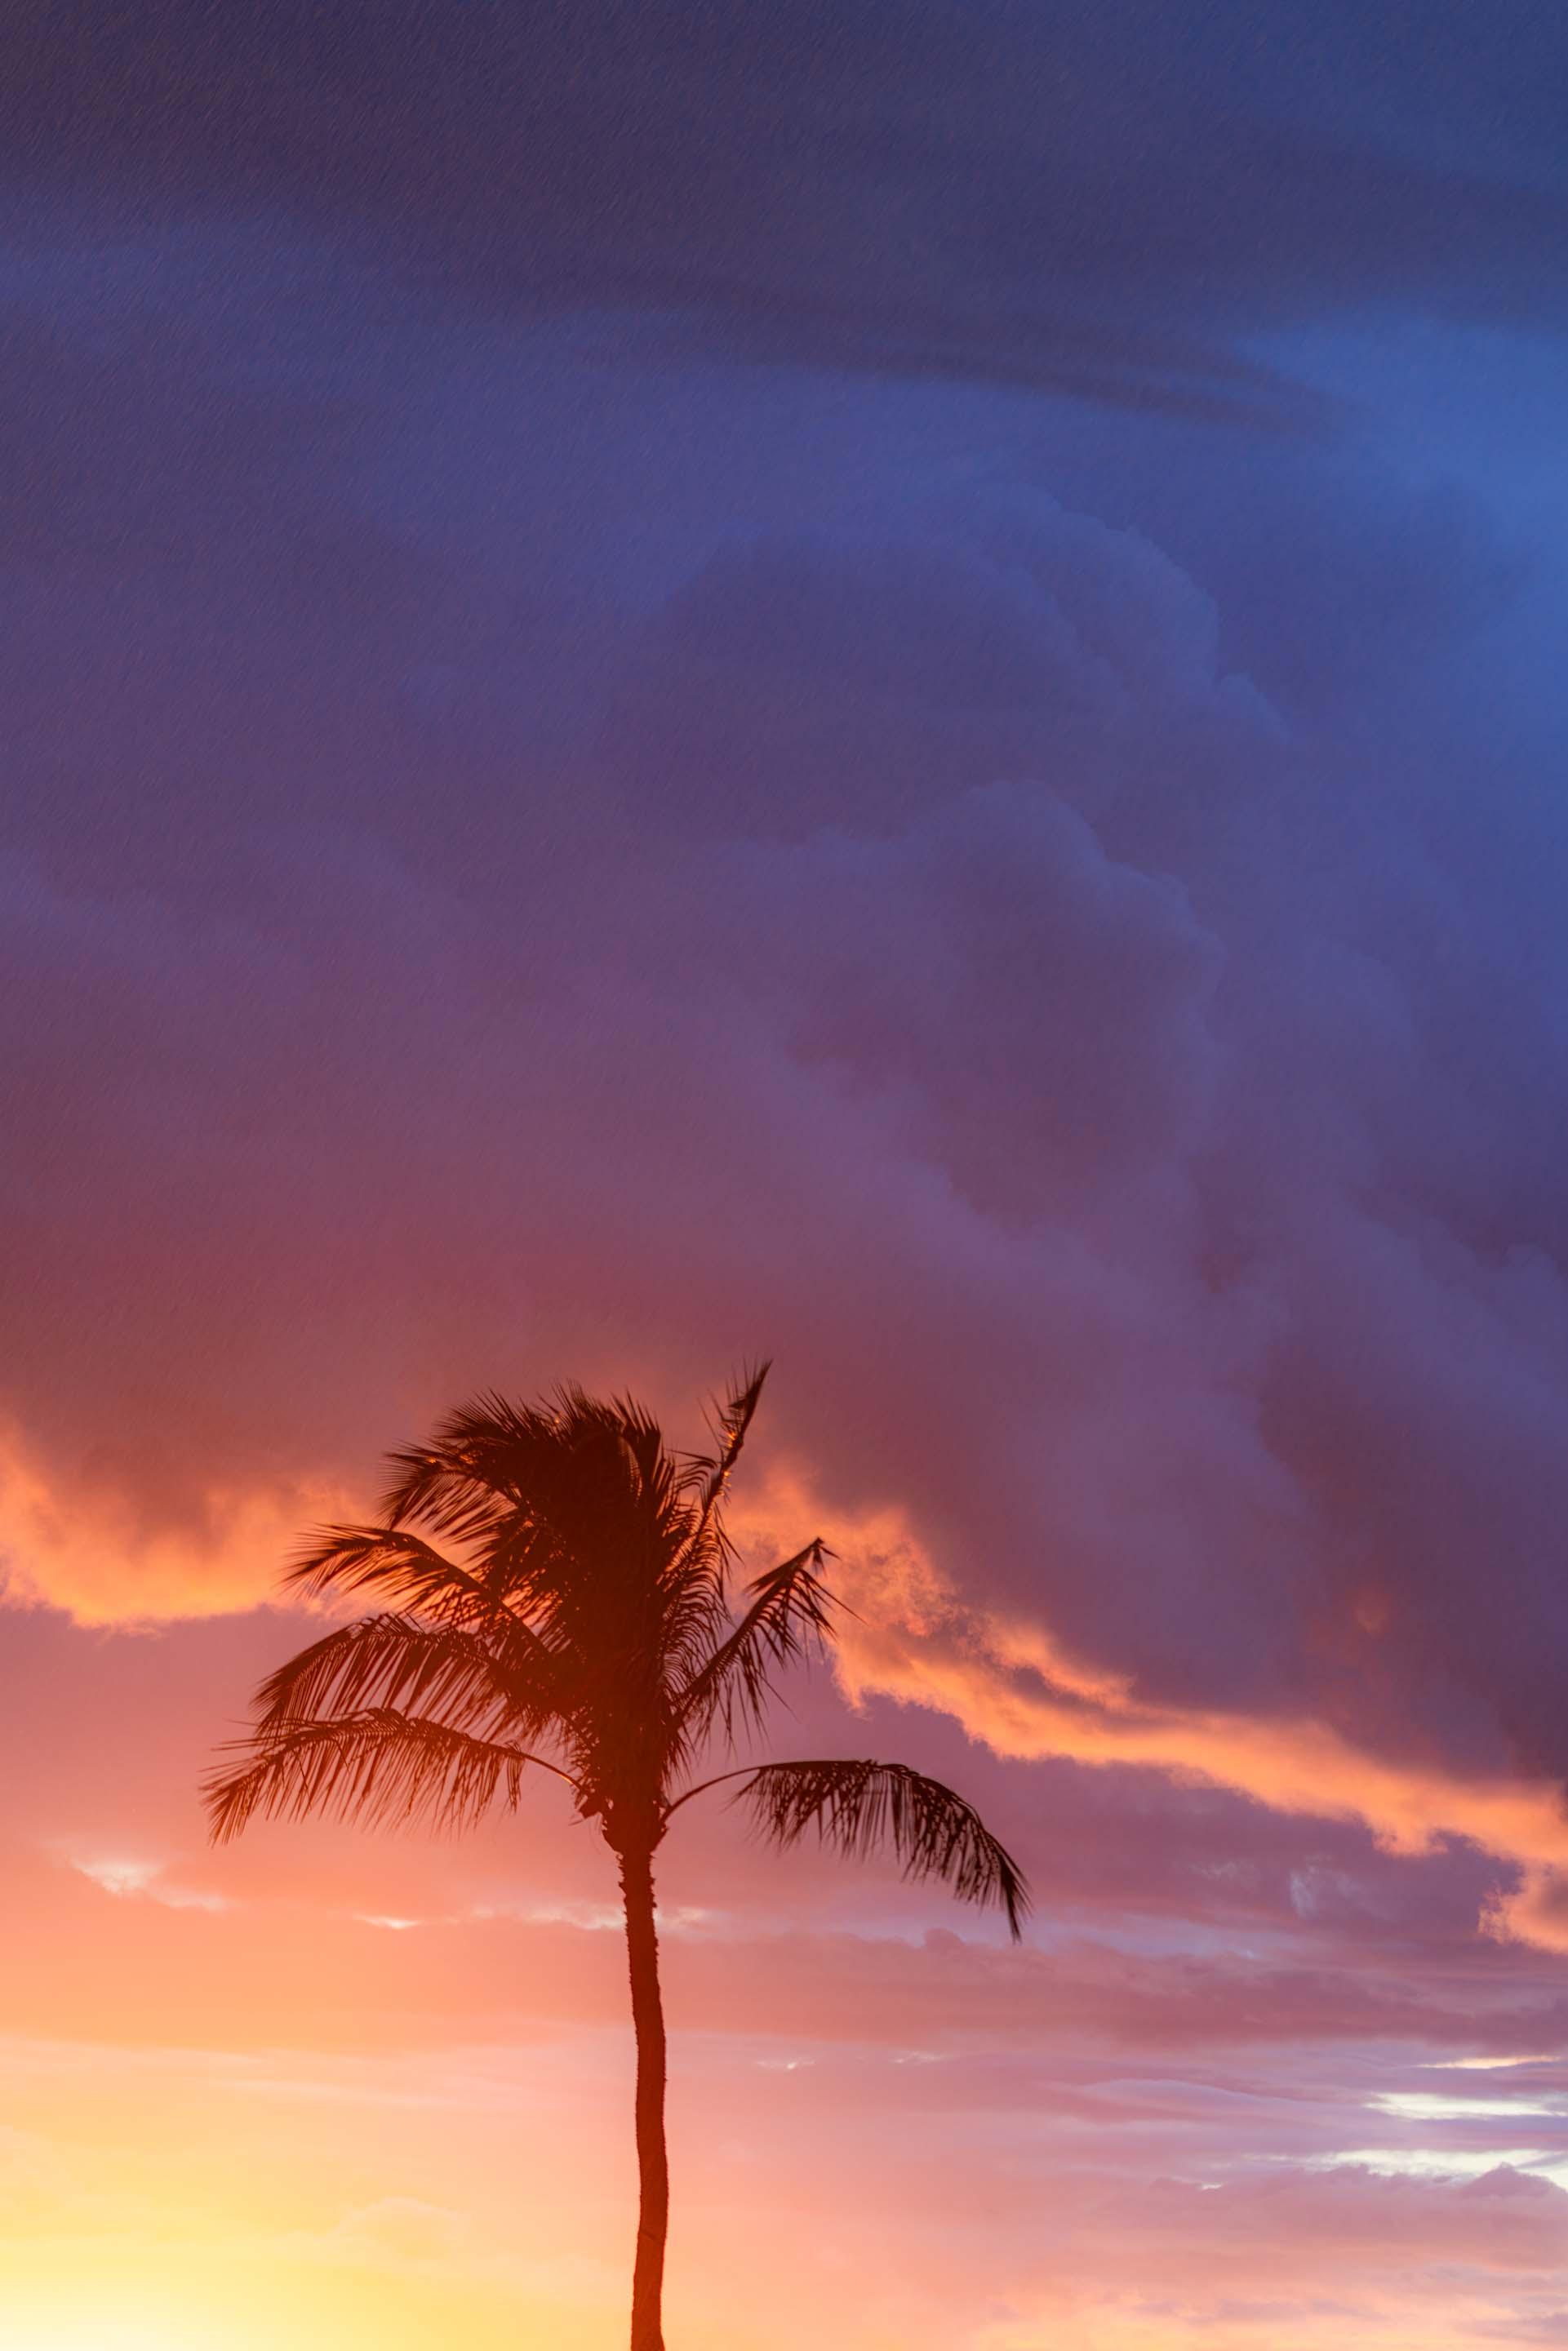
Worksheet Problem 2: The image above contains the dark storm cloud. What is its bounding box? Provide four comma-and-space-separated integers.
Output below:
9, 0, 1568, 417
7, 0, 1568, 1960
6, 210, 1568, 1838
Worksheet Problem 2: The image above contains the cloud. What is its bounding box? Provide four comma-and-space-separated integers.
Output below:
9, 0, 1568, 425
66, 1855, 224, 1911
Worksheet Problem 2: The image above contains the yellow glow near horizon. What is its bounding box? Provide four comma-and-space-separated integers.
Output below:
0, 2226, 615, 2351
9, 2326, 211, 2351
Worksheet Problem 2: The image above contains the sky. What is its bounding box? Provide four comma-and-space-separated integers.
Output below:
9, 2, 1568, 2344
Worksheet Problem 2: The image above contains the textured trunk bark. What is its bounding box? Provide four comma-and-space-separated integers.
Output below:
620, 1846, 669, 2351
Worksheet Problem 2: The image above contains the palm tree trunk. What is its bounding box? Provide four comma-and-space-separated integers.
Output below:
619, 1846, 669, 2351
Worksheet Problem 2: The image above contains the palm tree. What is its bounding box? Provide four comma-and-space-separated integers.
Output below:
205, 1367, 1028, 2351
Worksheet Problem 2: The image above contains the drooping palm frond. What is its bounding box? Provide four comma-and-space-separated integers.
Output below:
670, 1541, 837, 1758
737, 1758, 1030, 1940
248, 1612, 564, 1747
204, 1709, 576, 1842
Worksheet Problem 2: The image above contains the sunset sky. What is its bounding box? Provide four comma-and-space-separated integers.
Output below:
10, 3, 1568, 2344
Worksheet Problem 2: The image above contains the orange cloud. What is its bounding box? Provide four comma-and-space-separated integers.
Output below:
735, 1476, 1568, 1953
0, 1429, 350, 1624
15, 1428, 1568, 1958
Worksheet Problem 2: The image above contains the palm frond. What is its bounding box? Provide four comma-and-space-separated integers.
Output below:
687, 1363, 771, 1518
671, 1541, 836, 1756
380, 1391, 557, 1544
738, 1759, 1030, 1940
204, 1709, 571, 1842
380, 1391, 682, 1614
653, 1366, 774, 1695
249, 1612, 563, 1746
603, 1389, 677, 1519
652, 1551, 735, 1705
287, 1524, 517, 1623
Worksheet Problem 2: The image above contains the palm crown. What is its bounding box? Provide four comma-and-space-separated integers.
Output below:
206, 1367, 1028, 2350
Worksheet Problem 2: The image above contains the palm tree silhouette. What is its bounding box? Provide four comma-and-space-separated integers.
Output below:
205, 1367, 1028, 2351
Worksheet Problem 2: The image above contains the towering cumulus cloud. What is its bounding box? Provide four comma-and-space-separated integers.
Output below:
4, 282, 1568, 1932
